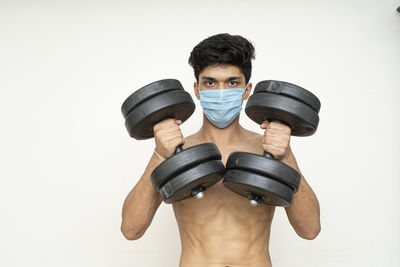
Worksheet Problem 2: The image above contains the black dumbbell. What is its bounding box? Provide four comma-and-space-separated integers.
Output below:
223, 80, 321, 207
121, 79, 225, 203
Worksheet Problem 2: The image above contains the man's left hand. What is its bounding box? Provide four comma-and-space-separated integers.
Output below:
260, 121, 291, 161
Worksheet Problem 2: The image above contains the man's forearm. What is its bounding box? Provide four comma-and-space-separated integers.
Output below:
121, 152, 163, 240
281, 147, 321, 240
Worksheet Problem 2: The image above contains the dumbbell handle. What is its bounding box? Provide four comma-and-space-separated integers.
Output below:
263, 151, 274, 159
262, 119, 290, 159
175, 145, 183, 154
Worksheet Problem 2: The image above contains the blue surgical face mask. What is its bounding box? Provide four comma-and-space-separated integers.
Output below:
199, 87, 245, 128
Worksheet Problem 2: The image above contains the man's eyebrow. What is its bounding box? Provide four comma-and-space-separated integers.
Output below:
201, 76, 216, 81
226, 76, 242, 81
200, 76, 242, 81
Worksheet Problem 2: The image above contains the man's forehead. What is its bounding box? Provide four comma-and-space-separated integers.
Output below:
199, 65, 244, 80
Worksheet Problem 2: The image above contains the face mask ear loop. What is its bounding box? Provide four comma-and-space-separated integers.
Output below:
243, 83, 249, 94
241, 84, 248, 100
196, 82, 201, 99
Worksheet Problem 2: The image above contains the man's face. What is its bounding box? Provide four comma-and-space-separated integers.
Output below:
194, 65, 252, 100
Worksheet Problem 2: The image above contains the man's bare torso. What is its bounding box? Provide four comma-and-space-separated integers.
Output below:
173, 128, 275, 267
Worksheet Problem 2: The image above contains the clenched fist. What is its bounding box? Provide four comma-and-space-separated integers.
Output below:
153, 119, 184, 159
261, 121, 291, 161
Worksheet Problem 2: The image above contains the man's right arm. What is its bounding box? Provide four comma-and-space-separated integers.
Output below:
120, 119, 184, 240
120, 153, 163, 240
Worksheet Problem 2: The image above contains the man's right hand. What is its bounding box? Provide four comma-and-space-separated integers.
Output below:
153, 119, 184, 159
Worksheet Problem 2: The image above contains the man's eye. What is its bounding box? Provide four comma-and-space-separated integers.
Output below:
206, 81, 214, 86
229, 81, 238, 86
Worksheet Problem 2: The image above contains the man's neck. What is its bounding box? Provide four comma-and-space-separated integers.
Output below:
196, 114, 246, 145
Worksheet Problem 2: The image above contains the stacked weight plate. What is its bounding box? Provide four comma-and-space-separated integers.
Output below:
223, 80, 321, 207
122, 79, 195, 139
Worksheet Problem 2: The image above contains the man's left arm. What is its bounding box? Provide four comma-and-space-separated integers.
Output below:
262, 121, 321, 240
281, 149, 321, 240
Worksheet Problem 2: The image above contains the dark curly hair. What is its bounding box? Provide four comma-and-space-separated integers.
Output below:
188, 33, 255, 83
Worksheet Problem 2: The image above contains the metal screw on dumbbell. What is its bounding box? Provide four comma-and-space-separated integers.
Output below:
248, 194, 264, 207
191, 186, 205, 200
249, 200, 258, 207
223, 80, 321, 207
121, 79, 226, 204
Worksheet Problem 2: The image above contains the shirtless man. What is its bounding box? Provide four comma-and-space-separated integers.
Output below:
121, 33, 321, 267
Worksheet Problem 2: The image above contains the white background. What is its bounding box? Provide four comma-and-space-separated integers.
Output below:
1, 0, 399, 266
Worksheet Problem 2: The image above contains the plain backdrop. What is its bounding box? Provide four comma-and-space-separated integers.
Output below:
1, 0, 399, 266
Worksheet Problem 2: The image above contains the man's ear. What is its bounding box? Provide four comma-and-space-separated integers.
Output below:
243, 82, 252, 100
194, 82, 200, 100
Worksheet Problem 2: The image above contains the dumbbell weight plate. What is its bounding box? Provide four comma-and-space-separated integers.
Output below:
121, 79, 184, 119
226, 152, 301, 192
160, 160, 225, 203
223, 169, 294, 207
245, 93, 319, 137
125, 90, 195, 140
254, 80, 321, 113
151, 143, 222, 190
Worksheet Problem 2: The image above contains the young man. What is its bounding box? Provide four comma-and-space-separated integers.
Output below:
121, 33, 320, 267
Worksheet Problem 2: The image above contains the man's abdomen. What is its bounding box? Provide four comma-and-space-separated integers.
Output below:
173, 183, 275, 267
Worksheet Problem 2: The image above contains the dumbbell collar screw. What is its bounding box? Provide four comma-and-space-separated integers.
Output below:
194, 191, 205, 200
249, 199, 259, 207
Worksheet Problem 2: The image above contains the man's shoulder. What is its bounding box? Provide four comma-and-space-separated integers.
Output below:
182, 133, 202, 149
242, 128, 263, 142
233, 128, 264, 154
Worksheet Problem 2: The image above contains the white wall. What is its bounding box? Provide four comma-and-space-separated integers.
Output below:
1, 0, 399, 266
